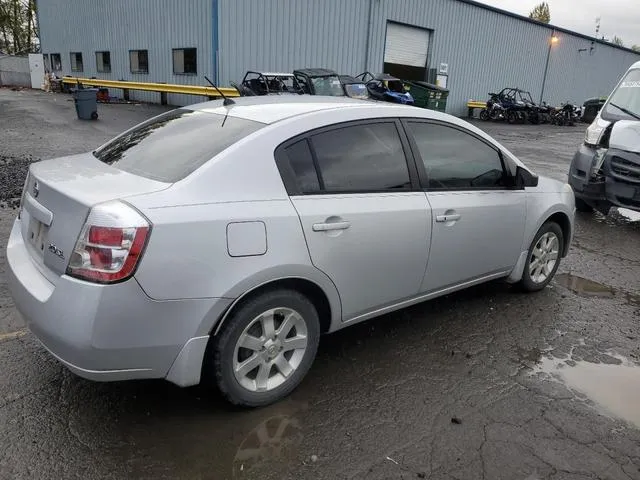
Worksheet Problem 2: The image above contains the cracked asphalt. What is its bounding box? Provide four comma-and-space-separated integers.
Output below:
1, 88, 639, 480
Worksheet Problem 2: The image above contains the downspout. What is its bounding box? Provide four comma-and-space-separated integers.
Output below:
212, 0, 219, 85
363, 0, 375, 72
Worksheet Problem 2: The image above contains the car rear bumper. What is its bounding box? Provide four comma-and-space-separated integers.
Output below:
6, 218, 231, 385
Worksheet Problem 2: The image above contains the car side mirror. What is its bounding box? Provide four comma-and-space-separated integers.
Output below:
515, 166, 539, 188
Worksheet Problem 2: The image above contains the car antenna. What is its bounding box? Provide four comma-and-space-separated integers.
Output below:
204, 75, 235, 106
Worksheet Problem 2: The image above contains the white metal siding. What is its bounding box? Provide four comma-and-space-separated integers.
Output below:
384, 22, 430, 67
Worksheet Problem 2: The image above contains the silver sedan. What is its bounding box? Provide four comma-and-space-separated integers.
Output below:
7, 96, 575, 407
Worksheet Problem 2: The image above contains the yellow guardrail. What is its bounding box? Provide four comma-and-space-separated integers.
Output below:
466, 100, 487, 109
61, 76, 239, 103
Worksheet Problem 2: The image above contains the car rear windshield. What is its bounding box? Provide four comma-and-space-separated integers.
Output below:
93, 109, 265, 182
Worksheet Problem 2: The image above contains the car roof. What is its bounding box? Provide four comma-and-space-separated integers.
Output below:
190, 95, 384, 124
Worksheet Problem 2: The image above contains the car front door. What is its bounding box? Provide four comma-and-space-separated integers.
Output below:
275, 119, 431, 321
403, 120, 527, 293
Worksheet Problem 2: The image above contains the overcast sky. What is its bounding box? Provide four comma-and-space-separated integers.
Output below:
476, 0, 640, 48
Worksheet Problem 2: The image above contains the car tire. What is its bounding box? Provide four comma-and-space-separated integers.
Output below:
208, 289, 320, 407
519, 221, 564, 292
575, 197, 594, 213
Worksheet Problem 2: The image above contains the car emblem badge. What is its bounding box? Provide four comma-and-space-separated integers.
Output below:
48, 243, 64, 259
32, 180, 39, 198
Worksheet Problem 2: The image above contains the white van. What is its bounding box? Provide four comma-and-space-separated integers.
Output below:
568, 60, 640, 214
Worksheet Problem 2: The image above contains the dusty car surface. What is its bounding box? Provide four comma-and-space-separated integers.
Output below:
6, 95, 575, 407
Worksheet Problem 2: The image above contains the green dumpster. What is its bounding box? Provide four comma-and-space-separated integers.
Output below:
404, 81, 450, 112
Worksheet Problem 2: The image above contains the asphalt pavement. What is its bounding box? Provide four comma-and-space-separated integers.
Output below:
1, 88, 639, 480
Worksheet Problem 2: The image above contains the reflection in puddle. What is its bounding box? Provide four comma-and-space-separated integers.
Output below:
555, 273, 640, 305
232, 414, 303, 479
535, 356, 640, 429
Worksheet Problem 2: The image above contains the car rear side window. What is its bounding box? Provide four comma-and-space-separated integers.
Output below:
283, 140, 321, 193
407, 122, 507, 190
309, 122, 411, 192
93, 109, 265, 182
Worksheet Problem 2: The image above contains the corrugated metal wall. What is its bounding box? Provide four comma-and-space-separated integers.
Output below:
218, 0, 640, 115
218, 0, 370, 83
37, 0, 640, 114
37, 0, 213, 105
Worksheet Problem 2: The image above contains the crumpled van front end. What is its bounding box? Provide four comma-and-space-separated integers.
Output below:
569, 62, 640, 214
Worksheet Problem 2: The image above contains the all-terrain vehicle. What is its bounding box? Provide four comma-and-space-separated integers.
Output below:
569, 60, 640, 215
355, 72, 414, 105
338, 75, 370, 99
292, 68, 345, 96
232, 71, 302, 96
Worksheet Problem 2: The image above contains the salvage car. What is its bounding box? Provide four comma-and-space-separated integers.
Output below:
7, 96, 575, 407
569, 60, 640, 214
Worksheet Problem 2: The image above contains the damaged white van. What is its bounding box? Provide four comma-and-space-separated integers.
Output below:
569, 60, 640, 214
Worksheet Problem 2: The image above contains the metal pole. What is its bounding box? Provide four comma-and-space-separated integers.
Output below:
539, 29, 555, 104
363, 0, 375, 72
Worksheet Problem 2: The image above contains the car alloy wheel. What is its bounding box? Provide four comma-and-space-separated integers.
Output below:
209, 288, 320, 407
528, 231, 560, 284
233, 307, 308, 392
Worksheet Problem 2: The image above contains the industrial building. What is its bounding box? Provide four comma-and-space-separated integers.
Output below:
37, 0, 640, 115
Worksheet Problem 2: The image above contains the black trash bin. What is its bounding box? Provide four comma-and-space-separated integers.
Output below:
72, 87, 99, 120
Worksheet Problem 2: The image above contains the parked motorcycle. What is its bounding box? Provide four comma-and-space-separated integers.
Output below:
551, 102, 580, 126
479, 93, 506, 121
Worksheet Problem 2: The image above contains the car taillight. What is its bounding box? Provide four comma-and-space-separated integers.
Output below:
66, 201, 151, 284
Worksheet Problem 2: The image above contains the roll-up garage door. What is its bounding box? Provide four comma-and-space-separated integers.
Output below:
384, 22, 430, 67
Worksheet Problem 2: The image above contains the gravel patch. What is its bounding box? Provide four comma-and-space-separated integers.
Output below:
0, 155, 38, 209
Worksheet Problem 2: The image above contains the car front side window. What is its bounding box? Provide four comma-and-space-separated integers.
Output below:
406, 122, 508, 190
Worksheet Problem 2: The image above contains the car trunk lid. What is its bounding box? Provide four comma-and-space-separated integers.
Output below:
20, 153, 169, 276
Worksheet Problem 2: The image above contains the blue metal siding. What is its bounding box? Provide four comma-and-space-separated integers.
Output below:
38, 0, 212, 105
218, 0, 640, 115
218, 0, 370, 84
37, 0, 640, 112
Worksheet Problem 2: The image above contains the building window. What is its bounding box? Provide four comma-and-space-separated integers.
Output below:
129, 49, 148, 74
172, 48, 197, 75
70, 52, 83, 72
43, 54, 50, 71
95, 51, 111, 73
50, 53, 62, 71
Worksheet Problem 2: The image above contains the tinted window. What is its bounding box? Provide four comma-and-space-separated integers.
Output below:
310, 123, 411, 192
283, 140, 320, 193
93, 109, 264, 182
407, 122, 506, 189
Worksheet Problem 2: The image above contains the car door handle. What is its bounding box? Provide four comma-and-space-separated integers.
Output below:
435, 213, 461, 223
312, 221, 351, 232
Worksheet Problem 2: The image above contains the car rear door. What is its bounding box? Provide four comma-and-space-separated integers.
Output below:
402, 119, 527, 293
275, 119, 431, 322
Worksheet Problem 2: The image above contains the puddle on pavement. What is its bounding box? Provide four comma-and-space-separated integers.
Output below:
535, 356, 640, 429
555, 273, 640, 305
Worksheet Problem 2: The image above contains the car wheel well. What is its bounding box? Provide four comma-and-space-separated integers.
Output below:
214, 278, 332, 336
545, 212, 571, 257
